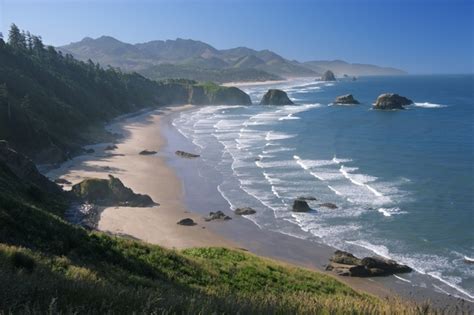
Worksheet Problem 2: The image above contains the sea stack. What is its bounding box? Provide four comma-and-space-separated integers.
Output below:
292, 199, 311, 212
334, 94, 360, 105
260, 89, 294, 105
321, 70, 336, 81
373, 93, 413, 110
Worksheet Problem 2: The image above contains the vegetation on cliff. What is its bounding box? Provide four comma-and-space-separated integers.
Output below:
0, 25, 251, 163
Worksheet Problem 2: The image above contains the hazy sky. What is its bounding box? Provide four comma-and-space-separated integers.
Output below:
1, 0, 473, 74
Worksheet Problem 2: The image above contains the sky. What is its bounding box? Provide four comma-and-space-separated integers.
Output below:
0, 0, 473, 74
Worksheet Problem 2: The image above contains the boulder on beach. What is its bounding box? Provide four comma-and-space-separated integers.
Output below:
175, 150, 200, 158
319, 203, 338, 209
320, 70, 336, 81
234, 207, 256, 215
71, 175, 156, 207
205, 211, 232, 222
177, 218, 196, 226
334, 94, 360, 105
292, 199, 311, 212
373, 93, 413, 110
139, 150, 157, 155
325, 250, 412, 277
259, 89, 294, 105
104, 144, 118, 151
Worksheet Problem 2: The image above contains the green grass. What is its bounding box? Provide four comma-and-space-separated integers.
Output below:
0, 135, 432, 315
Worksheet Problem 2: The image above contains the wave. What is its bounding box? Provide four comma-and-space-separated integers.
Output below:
428, 272, 474, 301
393, 275, 412, 283
413, 102, 448, 108
339, 165, 384, 197
265, 131, 296, 141
377, 207, 407, 217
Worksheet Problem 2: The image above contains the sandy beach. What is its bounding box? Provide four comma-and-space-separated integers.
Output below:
47, 105, 236, 249
46, 104, 473, 311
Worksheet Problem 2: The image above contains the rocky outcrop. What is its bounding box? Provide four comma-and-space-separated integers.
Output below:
84, 148, 95, 154
260, 89, 294, 105
71, 175, 155, 207
292, 199, 311, 212
54, 178, 72, 185
234, 207, 256, 215
334, 94, 360, 105
209, 86, 252, 105
325, 250, 412, 277
139, 150, 157, 155
0, 140, 61, 194
319, 203, 338, 209
373, 93, 413, 110
175, 150, 200, 158
104, 144, 118, 151
177, 218, 196, 226
321, 70, 336, 81
205, 211, 232, 221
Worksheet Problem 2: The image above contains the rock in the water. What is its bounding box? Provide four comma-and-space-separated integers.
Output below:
175, 150, 200, 158
71, 175, 156, 207
352, 76, 357, 81
373, 93, 413, 110
297, 196, 318, 201
54, 178, 72, 185
321, 70, 336, 81
177, 218, 196, 226
326, 250, 412, 277
292, 199, 311, 212
259, 89, 294, 105
319, 203, 338, 209
334, 94, 360, 105
104, 144, 118, 151
205, 211, 232, 222
139, 150, 157, 155
234, 207, 256, 215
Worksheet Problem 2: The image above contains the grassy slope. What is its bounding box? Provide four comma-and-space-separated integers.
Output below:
0, 160, 427, 314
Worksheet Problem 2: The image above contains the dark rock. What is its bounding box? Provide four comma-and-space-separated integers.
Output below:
84, 148, 95, 154
54, 178, 72, 185
327, 250, 412, 277
330, 250, 362, 265
260, 89, 294, 105
319, 203, 338, 209
175, 150, 200, 158
334, 94, 360, 105
360, 257, 412, 274
139, 150, 157, 155
321, 70, 336, 81
373, 93, 413, 110
297, 196, 318, 201
177, 218, 196, 226
352, 76, 357, 81
205, 211, 232, 222
71, 175, 156, 207
292, 199, 311, 212
234, 207, 256, 215
104, 144, 118, 151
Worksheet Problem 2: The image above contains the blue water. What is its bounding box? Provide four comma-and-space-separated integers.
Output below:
172, 75, 474, 300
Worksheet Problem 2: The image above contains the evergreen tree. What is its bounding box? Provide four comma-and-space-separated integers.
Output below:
0, 84, 11, 121
8, 23, 26, 50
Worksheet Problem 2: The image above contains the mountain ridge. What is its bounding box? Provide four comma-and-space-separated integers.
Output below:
60, 36, 406, 83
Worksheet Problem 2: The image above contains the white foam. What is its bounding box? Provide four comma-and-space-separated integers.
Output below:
339, 165, 384, 197
265, 131, 296, 141
428, 272, 474, 301
413, 102, 448, 108
377, 207, 406, 217
393, 275, 412, 283
464, 256, 474, 263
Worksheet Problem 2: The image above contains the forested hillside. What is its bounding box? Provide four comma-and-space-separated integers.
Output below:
0, 25, 250, 163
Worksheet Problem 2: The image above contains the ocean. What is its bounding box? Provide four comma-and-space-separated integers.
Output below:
170, 75, 474, 301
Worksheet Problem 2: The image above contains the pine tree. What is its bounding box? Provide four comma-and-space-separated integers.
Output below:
8, 23, 26, 50
0, 84, 11, 121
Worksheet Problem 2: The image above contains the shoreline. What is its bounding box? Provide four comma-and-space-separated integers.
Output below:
46, 105, 236, 250
47, 104, 472, 311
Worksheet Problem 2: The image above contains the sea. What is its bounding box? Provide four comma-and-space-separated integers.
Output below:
169, 75, 474, 301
